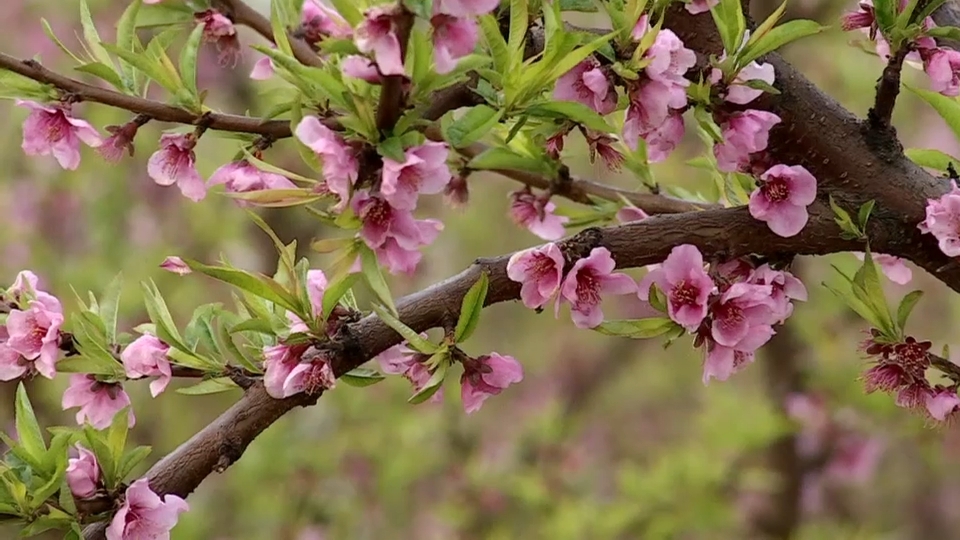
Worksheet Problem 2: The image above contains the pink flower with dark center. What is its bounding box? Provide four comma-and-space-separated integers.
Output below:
841, 0, 875, 32
919, 183, 960, 256
295, 117, 359, 207
553, 58, 618, 115
701, 328, 773, 384
643, 111, 685, 163
106, 479, 188, 540
749, 164, 818, 237
209, 160, 297, 206
434, 0, 500, 16
262, 343, 308, 399
374, 236, 435, 275
509, 189, 569, 240
160, 256, 192, 276
622, 80, 687, 151
507, 243, 565, 309
616, 205, 649, 223
925, 386, 960, 421
5, 294, 63, 379
250, 56, 276, 80
460, 353, 523, 414
195, 9, 241, 67
896, 381, 933, 409
747, 264, 807, 322
300, 0, 352, 43
584, 130, 625, 170
376, 342, 442, 403
0, 344, 27, 382
352, 191, 443, 274
725, 61, 776, 105
342, 55, 383, 83
431, 14, 479, 74
710, 282, 776, 347
7, 270, 42, 300
380, 141, 452, 210
924, 48, 960, 97
686, 0, 720, 14
862, 362, 911, 393
713, 110, 781, 172
558, 247, 637, 328
121, 334, 172, 397
638, 244, 716, 330
62, 374, 134, 430
98, 117, 146, 163
281, 354, 337, 397
853, 253, 912, 284
16, 100, 102, 170
645, 29, 697, 87
147, 133, 206, 202
66, 444, 101, 499
355, 6, 405, 76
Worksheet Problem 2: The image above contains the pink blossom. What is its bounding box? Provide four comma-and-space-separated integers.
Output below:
638, 244, 716, 330
558, 247, 637, 328
262, 343, 307, 399
0, 345, 26, 382
431, 15, 478, 74
713, 110, 781, 172
249, 56, 276, 80
702, 342, 759, 384
444, 175, 469, 207
434, 0, 500, 16
61, 374, 134, 430
106, 479, 188, 540
147, 133, 206, 202
509, 190, 569, 240
121, 334, 173, 397
305, 269, 327, 315
710, 282, 776, 347
642, 112, 685, 163
66, 444, 101, 499
16, 100, 102, 170
295, 117, 359, 206
631, 14, 650, 41
553, 59, 617, 115
301, 0, 352, 43
8, 270, 41, 300
282, 357, 336, 397
644, 29, 696, 87
460, 353, 523, 414
919, 183, 960, 256
506, 243, 565, 309
863, 363, 911, 393
584, 130, 625, 170
925, 386, 960, 421
209, 160, 296, 206
853, 253, 912, 284
352, 191, 443, 274
841, 0, 875, 31
380, 142, 452, 210
160, 256, 192, 276
725, 61, 776, 105
355, 6, 405, 76
5, 295, 63, 379
924, 48, 960, 97
622, 81, 687, 151
686, 0, 720, 14
342, 55, 383, 83
749, 164, 818, 237
99, 118, 144, 163
747, 264, 807, 322
376, 343, 442, 403
195, 9, 241, 66
617, 205, 650, 223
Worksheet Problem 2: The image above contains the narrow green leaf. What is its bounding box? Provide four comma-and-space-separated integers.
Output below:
42, 19, 84, 64
176, 377, 240, 395
321, 272, 360, 319
15, 384, 45, 459
738, 20, 823, 68
179, 23, 204, 103
853, 251, 896, 335
748, 0, 787, 46
271, 0, 294, 56
341, 367, 386, 387
907, 85, 960, 142
80, 0, 114, 68
99, 273, 122, 346
229, 318, 276, 335
823, 282, 889, 332
905, 148, 960, 171
593, 317, 679, 338
117, 446, 151, 480
454, 273, 489, 342
559, 0, 599, 11
712, 0, 747, 55
370, 304, 438, 354
524, 101, 614, 132
857, 200, 876, 230
468, 146, 556, 176
508, 0, 529, 69
408, 357, 447, 404
360, 247, 398, 315
106, 407, 130, 467
377, 136, 407, 162
327, 0, 362, 26
74, 63, 125, 91
479, 15, 510, 75
115, 0, 142, 88
140, 280, 188, 352
896, 290, 924, 332
873, 0, 898, 33
82, 427, 116, 489
442, 105, 504, 148
183, 259, 304, 315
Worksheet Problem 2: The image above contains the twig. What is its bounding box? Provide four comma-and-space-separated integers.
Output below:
212, 0, 323, 68
375, 8, 415, 133
869, 45, 910, 129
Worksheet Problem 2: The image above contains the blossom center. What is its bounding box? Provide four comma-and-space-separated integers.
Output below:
762, 177, 790, 202
575, 272, 601, 306
670, 280, 700, 306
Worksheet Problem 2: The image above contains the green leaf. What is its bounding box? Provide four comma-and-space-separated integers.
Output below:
183, 259, 304, 315
408, 357, 448, 404
41, 19, 83, 64
593, 318, 679, 338
442, 105, 504, 148
907, 85, 960, 142
115, 0, 142, 88
321, 272, 360, 319
360, 247, 398, 315
82, 427, 116, 489
102, 43, 179, 94
176, 377, 240, 395
117, 446, 151, 480
694, 106, 724, 143
858, 200, 876, 230
748, 0, 787, 47
711, 0, 747, 56
739, 78, 781, 95
271, 0, 294, 56
371, 304, 439, 354
106, 407, 130, 468
479, 15, 510, 75
74, 63, 125, 91
166, 346, 221, 371
140, 280, 188, 352
377, 136, 407, 162
15, 384, 45, 459
228, 318, 276, 335
179, 23, 204, 105
896, 290, 924, 332
559, 0, 599, 11
824, 281, 889, 333
55, 355, 124, 377
853, 251, 895, 336
524, 101, 614, 132
737, 20, 824, 68
508, 0, 529, 70
873, 0, 898, 34
327, 0, 362, 26
99, 273, 122, 346
454, 273, 489, 343
468, 147, 556, 176
341, 367, 386, 387
828, 194, 863, 239
914, 0, 949, 22
905, 147, 960, 171
80, 0, 114, 68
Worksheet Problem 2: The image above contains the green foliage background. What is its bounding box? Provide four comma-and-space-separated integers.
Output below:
3, 1, 960, 538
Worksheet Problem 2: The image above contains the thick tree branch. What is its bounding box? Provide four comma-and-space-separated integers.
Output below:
869, 45, 909, 130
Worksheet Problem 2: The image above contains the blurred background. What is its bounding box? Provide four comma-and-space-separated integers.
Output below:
3, 0, 960, 538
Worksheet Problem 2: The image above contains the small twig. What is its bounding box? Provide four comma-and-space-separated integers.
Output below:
375, 8, 416, 133
869, 45, 910, 129
928, 352, 960, 381
212, 0, 322, 68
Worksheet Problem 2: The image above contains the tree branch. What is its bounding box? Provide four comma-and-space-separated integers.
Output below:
869, 45, 909, 130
